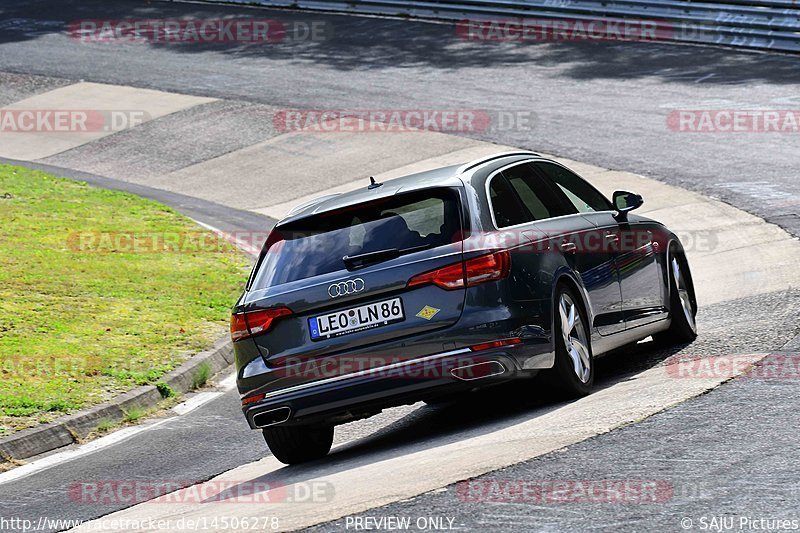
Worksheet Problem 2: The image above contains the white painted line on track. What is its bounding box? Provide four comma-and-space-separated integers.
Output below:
217, 371, 238, 391
695, 73, 716, 83
171, 371, 236, 415
171, 392, 223, 416
1, 372, 239, 485
0, 418, 172, 486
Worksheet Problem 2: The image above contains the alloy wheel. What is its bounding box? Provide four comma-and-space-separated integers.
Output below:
558, 293, 591, 383
672, 257, 697, 333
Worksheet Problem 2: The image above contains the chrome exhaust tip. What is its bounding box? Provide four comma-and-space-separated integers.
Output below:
252, 406, 292, 428
450, 361, 507, 381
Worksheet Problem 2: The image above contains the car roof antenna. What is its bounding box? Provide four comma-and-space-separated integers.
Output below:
368, 176, 383, 190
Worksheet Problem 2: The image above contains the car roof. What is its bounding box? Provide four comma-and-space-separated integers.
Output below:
277, 151, 542, 225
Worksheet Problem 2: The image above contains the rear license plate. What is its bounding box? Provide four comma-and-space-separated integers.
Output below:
309, 297, 404, 340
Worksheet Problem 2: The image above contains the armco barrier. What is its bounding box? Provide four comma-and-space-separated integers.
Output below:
183, 0, 800, 53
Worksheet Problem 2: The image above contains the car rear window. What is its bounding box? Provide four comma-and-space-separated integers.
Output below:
250, 188, 463, 290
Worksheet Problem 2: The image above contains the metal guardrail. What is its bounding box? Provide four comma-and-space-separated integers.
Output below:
209, 0, 800, 53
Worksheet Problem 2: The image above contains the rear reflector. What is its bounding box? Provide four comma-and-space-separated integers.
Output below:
470, 338, 522, 352
241, 393, 266, 406
407, 250, 511, 290
230, 307, 292, 342
451, 361, 507, 381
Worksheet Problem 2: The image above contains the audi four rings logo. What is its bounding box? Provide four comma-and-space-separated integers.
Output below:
328, 278, 365, 298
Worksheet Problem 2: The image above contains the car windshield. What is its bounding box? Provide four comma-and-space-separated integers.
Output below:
250, 187, 463, 290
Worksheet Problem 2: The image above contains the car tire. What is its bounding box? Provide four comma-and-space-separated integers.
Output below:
262, 424, 334, 465
655, 251, 698, 345
546, 284, 594, 398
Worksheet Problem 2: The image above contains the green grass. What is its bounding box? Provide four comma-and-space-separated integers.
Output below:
191, 362, 211, 390
94, 419, 115, 434
124, 408, 144, 423
0, 165, 249, 434
155, 381, 175, 398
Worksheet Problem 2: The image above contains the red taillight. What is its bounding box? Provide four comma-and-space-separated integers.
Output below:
464, 250, 511, 286
407, 261, 466, 290
407, 250, 511, 290
230, 307, 292, 342
230, 313, 250, 342
470, 338, 522, 352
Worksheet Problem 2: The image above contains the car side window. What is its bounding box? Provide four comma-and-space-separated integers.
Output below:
501, 163, 573, 221
488, 174, 532, 228
534, 162, 612, 213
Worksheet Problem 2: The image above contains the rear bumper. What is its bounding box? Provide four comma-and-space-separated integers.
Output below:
241, 347, 523, 429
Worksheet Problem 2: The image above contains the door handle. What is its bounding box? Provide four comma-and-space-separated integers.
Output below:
604, 231, 619, 251
560, 242, 577, 253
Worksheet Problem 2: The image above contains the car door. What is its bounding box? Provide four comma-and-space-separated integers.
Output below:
497, 162, 625, 337
533, 161, 666, 331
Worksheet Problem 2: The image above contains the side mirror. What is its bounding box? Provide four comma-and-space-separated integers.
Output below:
613, 191, 643, 221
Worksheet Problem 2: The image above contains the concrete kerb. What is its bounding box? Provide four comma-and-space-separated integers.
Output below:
0, 336, 235, 466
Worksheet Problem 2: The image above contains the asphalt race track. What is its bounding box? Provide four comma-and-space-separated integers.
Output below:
0, 0, 799, 531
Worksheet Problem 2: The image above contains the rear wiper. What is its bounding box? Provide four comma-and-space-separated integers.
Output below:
343, 244, 431, 270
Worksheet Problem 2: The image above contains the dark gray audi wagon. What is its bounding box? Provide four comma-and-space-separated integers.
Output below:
231, 151, 697, 464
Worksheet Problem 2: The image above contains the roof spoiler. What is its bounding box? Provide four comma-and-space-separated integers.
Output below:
285, 193, 343, 217
456, 151, 541, 174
